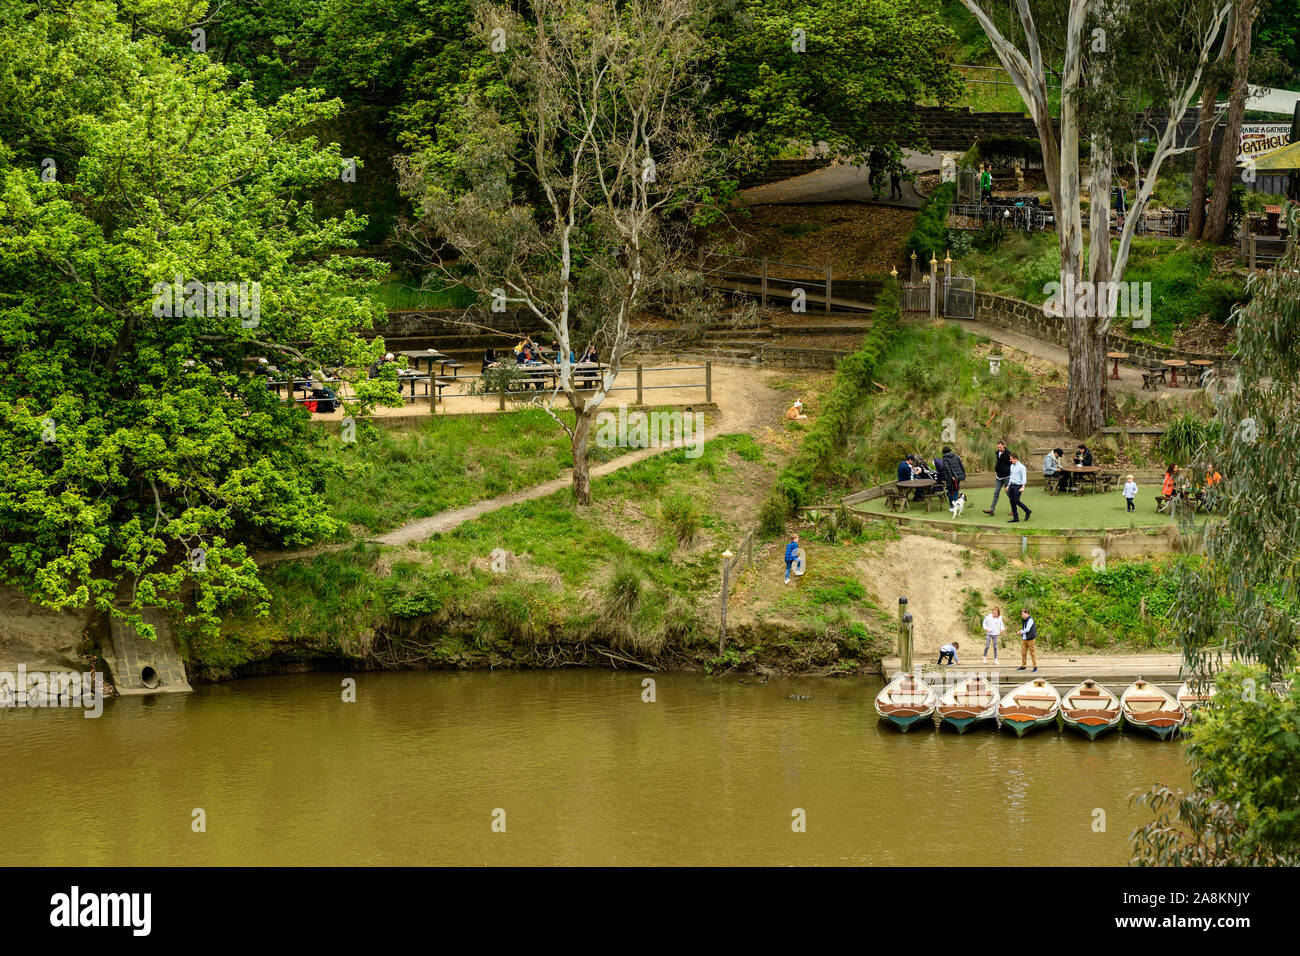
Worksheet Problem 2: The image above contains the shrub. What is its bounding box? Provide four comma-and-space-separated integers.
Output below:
604, 566, 643, 619
659, 493, 701, 547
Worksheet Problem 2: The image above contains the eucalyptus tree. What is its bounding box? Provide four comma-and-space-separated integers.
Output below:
396, 0, 720, 505
1174, 203, 1300, 683
958, 0, 1229, 435
0, 0, 388, 639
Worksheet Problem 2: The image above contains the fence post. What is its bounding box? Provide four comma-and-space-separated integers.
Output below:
825, 266, 832, 314
636, 363, 643, 406
498, 382, 506, 411
761, 257, 769, 308
747, 532, 754, 569
705, 361, 712, 403
943, 251, 952, 316
1250, 234, 1257, 270
719, 549, 733, 654
910, 251, 918, 283
929, 253, 938, 319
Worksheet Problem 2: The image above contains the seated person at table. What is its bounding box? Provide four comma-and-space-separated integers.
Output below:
367, 352, 395, 378
1043, 447, 1061, 478
482, 347, 498, 373
1074, 443, 1092, 466
308, 381, 340, 413
550, 340, 575, 364
896, 454, 915, 484
582, 345, 599, 363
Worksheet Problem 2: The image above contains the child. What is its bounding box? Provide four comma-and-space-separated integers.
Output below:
938, 641, 959, 666
981, 606, 1005, 664
783, 534, 800, 584
1122, 474, 1138, 512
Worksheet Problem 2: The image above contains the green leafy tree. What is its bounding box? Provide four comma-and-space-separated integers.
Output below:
1132, 665, 1300, 865
708, 0, 961, 167
0, 0, 390, 640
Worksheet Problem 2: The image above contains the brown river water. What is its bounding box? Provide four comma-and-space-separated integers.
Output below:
0, 671, 1191, 866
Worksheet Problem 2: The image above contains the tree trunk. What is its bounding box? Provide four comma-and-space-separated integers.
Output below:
1206, 0, 1254, 245
1188, 86, 1217, 239
571, 407, 594, 505
1089, 137, 1114, 422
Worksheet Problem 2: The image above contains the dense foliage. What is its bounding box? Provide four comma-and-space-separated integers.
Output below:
0, 0, 389, 637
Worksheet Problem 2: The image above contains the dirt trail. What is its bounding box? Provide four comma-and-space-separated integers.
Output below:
854, 537, 1005, 658
259, 363, 792, 561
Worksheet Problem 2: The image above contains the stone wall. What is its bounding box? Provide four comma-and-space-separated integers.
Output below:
740, 158, 834, 187
970, 291, 1231, 366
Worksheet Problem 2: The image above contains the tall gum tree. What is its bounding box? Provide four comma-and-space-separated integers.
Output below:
959, 0, 1229, 434
397, 0, 719, 505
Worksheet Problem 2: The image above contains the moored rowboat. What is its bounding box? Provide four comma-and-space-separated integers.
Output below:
1121, 679, 1188, 740
874, 673, 937, 732
1060, 679, 1121, 739
997, 678, 1061, 737
1177, 679, 1216, 712
936, 675, 998, 733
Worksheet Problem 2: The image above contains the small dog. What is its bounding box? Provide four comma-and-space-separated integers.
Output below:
950, 493, 967, 519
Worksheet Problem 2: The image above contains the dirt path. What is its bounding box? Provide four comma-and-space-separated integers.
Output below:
260, 364, 793, 561
854, 537, 1004, 658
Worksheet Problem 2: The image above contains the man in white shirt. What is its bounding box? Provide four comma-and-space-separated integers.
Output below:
1007, 453, 1031, 523
981, 606, 1005, 663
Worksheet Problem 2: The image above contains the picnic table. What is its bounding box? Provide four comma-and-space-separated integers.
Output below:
892, 478, 946, 512
399, 349, 463, 377
1057, 462, 1100, 493
1189, 359, 1214, 387
1161, 358, 1188, 388
1106, 350, 1128, 380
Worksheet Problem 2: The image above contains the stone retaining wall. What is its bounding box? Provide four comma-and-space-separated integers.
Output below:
740, 158, 834, 187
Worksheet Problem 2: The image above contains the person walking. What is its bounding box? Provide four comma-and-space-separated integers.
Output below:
941, 446, 967, 503
1122, 474, 1138, 513
783, 533, 800, 585
980, 164, 994, 204
983, 440, 1011, 515
890, 165, 903, 201
1017, 609, 1039, 672
933, 454, 955, 506
937, 641, 960, 666
982, 607, 1005, 664
1006, 452, 1031, 523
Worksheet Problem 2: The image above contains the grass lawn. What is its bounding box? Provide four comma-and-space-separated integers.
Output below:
313, 407, 633, 540
855, 485, 1210, 533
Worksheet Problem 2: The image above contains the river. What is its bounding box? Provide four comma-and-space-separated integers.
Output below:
0, 671, 1191, 866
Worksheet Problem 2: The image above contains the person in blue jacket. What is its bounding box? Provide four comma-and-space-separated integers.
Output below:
783, 533, 800, 584
896, 454, 915, 484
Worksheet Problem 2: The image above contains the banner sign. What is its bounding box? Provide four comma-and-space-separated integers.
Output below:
1238, 123, 1292, 158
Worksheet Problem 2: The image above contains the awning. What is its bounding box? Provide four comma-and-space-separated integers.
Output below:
1239, 140, 1300, 170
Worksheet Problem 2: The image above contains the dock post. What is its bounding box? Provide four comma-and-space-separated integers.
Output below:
897, 596, 909, 660
719, 550, 733, 654
900, 613, 914, 674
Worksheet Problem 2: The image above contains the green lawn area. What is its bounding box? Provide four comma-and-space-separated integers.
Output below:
314, 408, 631, 540
855, 484, 1210, 533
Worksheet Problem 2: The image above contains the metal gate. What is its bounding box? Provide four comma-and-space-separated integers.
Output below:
944, 274, 975, 319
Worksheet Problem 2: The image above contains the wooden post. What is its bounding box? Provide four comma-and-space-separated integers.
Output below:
761, 257, 769, 308
719, 550, 733, 654
498, 382, 505, 411
910, 251, 918, 283
636, 363, 643, 406
897, 596, 908, 657
900, 612, 914, 673
929, 253, 938, 319
825, 266, 832, 314
1250, 234, 1257, 270
747, 532, 754, 568
705, 361, 712, 403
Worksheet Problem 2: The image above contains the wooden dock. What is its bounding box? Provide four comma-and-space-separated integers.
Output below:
881, 652, 1189, 689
